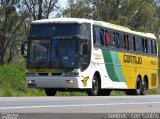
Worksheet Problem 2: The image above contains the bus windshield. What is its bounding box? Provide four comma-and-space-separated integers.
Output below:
27, 23, 91, 70
28, 39, 78, 69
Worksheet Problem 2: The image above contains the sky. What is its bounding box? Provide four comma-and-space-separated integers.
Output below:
58, 0, 68, 9
49, 0, 68, 18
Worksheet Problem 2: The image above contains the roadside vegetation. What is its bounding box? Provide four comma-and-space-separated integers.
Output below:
0, 60, 159, 97
0, 60, 45, 97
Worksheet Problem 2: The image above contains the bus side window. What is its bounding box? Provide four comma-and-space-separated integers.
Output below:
133, 36, 136, 51
151, 40, 153, 54
147, 39, 152, 54
142, 38, 145, 53
105, 31, 109, 46
152, 40, 156, 55
145, 39, 148, 53
116, 32, 120, 48
119, 33, 124, 49
108, 31, 115, 47
129, 36, 134, 51
93, 27, 101, 46
124, 34, 129, 50
154, 41, 157, 55
93, 28, 97, 44
100, 29, 105, 46
135, 37, 143, 52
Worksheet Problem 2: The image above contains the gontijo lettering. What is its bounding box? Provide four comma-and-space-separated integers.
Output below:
123, 54, 142, 64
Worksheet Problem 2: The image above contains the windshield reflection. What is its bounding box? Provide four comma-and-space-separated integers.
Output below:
28, 39, 77, 69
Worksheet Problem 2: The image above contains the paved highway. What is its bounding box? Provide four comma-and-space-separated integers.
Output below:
0, 95, 160, 113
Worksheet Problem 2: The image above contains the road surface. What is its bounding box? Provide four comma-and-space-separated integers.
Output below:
0, 95, 160, 113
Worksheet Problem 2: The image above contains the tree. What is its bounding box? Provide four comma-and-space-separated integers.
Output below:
62, 0, 93, 18
63, 0, 159, 35
0, 0, 26, 64
23, 0, 59, 20
0, 0, 60, 65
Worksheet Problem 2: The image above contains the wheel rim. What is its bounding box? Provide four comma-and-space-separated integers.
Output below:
92, 77, 98, 95
143, 81, 147, 90
141, 80, 147, 95
136, 78, 141, 95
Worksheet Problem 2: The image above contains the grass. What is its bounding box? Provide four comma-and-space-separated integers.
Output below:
0, 62, 45, 96
0, 61, 160, 96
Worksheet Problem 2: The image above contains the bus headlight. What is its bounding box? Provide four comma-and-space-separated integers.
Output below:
28, 80, 35, 84
66, 80, 74, 83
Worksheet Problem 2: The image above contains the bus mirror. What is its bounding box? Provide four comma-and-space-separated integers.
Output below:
21, 42, 28, 58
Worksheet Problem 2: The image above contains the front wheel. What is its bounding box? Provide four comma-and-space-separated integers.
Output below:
44, 88, 57, 96
87, 76, 99, 96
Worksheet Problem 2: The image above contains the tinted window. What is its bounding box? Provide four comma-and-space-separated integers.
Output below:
147, 39, 152, 54
152, 40, 156, 55
135, 37, 143, 52
100, 29, 105, 45
30, 24, 81, 37
154, 41, 157, 55
145, 39, 148, 53
93, 27, 101, 45
108, 31, 115, 47
119, 33, 125, 49
124, 34, 129, 50
82, 24, 91, 38
105, 31, 109, 46
129, 36, 134, 51
142, 38, 145, 52
115, 32, 120, 48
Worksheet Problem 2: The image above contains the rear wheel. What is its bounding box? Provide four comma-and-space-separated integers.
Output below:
44, 88, 57, 96
87, 76, 99, 96
126, 77, 142, 95
141, 79, 148, 95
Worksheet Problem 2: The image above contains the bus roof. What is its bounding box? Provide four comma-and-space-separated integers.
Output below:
32, 18, 157, 40
32, 18, 93, 24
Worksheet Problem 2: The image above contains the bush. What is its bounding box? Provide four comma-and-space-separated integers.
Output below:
0, 62, 45, 96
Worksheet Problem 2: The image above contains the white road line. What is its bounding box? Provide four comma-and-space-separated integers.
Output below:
0, 101, 160, 110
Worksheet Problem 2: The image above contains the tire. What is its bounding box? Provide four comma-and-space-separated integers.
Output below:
126, 77, 142, 95
141, 79, 148, 95
87, 76, 99, 96
44, 88, 57, 96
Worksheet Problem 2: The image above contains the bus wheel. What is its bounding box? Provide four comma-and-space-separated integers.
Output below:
87, 76, 99, 96
135, 77, 142, 95
126, 77, 142, 95
141, 79, 148, 95
44, 88, 57, 96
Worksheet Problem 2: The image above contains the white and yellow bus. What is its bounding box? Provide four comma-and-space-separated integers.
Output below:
21, 18, 158, 96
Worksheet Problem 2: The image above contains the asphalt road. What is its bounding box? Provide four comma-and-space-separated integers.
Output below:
0, 95, 160, 113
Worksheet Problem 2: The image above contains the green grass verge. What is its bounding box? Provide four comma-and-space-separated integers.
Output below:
0, 61, 159, 96
0, 62, 45, 96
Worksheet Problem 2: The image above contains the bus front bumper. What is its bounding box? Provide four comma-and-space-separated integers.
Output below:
26, 76, 90, 89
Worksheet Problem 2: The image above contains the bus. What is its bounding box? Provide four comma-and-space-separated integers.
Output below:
21, 18, 158, 96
